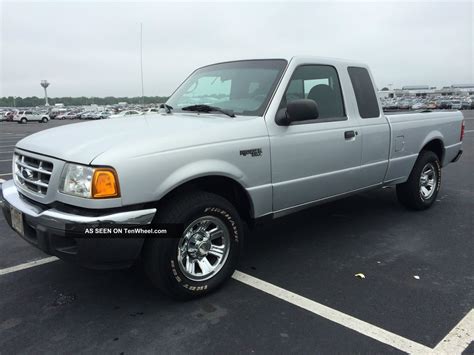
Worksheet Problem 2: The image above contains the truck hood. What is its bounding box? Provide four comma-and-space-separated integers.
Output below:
16, 113, 264, 164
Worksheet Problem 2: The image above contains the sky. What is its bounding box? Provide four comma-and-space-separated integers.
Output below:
1, 1, 473, 98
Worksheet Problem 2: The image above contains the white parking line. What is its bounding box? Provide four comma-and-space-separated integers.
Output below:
0, 257, 471, 353
464, 129, 474, 133
0, 257, 59, 276
0, 159, 12, 162
0, 173, 12, 177
233, 271, 432, 353
0, 145, 15, 148
433, 309, 474, 354
233, 271, 474, 354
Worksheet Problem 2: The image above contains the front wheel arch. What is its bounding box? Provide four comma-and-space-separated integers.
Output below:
155, 175, 254, 225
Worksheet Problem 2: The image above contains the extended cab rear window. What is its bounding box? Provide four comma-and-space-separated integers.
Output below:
348, 66, 380, 118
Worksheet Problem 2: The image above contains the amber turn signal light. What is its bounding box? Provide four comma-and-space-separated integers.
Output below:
92, 168, 120, 198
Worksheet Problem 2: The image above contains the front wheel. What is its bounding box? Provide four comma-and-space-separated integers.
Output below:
396, 150, 441, 210
41, 117, 48, 123
144, 191, 243, 300
20, 118, 27, 124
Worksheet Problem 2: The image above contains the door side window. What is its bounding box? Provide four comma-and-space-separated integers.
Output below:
281, 65, 345, 120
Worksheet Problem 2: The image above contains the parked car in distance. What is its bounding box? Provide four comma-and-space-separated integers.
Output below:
50, 109, 67, 119
3, 111, 17, 121
397, 100, 412, 109
1, 56, 464, 300
143, 108, 161, 114
450, 100, 462, 110
461, 101, 471, 110
79, 111, 94, 120
438, 100, 452, 109
13, 110, 49, 124
56, 112, 77, 120
2, 111, 15, 122
411, 102, 426, 110
89, 111, 110, 120
109, 110, 143, 118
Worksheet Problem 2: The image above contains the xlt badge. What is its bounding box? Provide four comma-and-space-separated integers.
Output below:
240, 148, 262, 157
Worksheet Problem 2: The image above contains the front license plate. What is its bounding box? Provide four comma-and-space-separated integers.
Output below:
10, 207, 24, 237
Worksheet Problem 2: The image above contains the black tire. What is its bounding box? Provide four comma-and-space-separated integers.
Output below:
41, 117, 48, 123
396, 150, 441, 210
20, 118, 27, 124
144, 191, 243, 300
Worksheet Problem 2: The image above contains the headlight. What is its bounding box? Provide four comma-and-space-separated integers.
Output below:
59, 163, 120, 199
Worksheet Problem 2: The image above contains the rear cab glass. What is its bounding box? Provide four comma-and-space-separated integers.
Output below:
347, 66, 380, 118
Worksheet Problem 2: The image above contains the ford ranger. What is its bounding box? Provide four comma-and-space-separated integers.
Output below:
0, 57, 464, 299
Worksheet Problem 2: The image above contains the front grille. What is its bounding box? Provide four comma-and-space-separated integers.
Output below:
14, 153, 54, 195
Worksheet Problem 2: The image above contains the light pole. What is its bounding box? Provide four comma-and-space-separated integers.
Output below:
140, 23, 145, 107
40, 80, 50, 106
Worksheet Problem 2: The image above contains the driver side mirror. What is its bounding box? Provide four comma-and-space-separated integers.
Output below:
275, 99, 319, 126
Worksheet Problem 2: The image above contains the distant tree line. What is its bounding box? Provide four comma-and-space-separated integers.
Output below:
0, 96, 169, 108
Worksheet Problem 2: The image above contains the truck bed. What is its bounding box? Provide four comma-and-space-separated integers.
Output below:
383, 110, 464, 184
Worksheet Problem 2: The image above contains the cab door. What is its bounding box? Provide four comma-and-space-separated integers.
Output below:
347, 66, 390, 188
266, 63, 363, 212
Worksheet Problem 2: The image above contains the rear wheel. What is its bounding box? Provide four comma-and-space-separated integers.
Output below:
396, 150, 441, 210
144, 191, 243, 300
41, 117, 48, 123
20, 118, 27, 124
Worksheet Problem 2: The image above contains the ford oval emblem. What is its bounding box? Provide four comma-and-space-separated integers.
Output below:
22, 168, 34, 179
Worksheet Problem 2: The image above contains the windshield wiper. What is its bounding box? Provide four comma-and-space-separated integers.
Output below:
181, 104, 235, 118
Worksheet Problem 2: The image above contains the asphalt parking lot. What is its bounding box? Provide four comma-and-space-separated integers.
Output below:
0, 114, 473, 354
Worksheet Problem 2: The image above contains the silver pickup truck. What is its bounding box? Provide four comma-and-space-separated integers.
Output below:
0, 57, 464, 299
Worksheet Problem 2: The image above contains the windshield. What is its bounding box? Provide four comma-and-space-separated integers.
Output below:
167, 59, 287, 116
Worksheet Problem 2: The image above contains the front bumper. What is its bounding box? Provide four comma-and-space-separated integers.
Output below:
0, 180, 156, 269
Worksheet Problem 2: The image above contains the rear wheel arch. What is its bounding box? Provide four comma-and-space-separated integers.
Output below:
396, 150, 441, 210
420, 139, 444, 165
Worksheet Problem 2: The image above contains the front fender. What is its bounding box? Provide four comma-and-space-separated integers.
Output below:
154, 159, 248, 200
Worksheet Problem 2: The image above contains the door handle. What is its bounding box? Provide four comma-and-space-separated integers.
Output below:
344, 130, 357, 139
